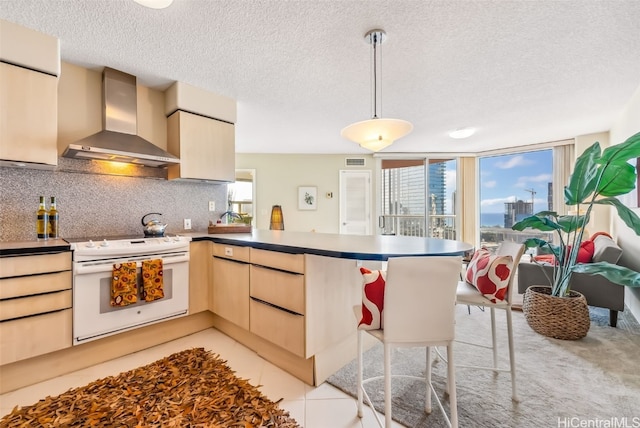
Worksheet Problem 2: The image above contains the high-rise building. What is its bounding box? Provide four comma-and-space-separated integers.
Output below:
504, 199, 533, 228
548, 182, 553, 211
428, 161, 446, 216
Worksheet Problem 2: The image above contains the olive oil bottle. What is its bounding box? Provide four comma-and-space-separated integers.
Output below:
36, 196, 49, 240
49, 196, 59, 238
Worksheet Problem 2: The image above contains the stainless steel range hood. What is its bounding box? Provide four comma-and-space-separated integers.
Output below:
63, 67, 180, 167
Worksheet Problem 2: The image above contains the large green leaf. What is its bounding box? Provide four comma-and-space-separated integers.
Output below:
599, 131, 640, 165
596, 162, 636, 197
565, 142, 601, 205
593, 197, 640, 236
557, 215, 589, 233
572, 262, 640, 287
512, 215, 562, 232
532, 211, 558, 218
523, 238, 549, 248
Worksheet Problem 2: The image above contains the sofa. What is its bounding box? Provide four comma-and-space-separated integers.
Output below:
517, 234, 625, 327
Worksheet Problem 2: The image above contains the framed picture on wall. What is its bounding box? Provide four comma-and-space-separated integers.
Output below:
298, 186, 317, 210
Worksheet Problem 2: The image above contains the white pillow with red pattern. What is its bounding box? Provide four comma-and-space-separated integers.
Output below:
465, 248, 514, 303
358, 267, 386, 330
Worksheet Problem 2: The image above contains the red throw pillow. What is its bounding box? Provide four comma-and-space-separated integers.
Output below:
577, 240, 595, 263
465, 248, 514, 303
566, 240, 595, 263
358, 267, 386, 330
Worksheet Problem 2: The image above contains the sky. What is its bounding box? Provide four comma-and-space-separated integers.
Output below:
479, 149, 553, 214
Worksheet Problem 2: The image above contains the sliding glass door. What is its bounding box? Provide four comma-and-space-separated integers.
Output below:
379, 158, 458, 239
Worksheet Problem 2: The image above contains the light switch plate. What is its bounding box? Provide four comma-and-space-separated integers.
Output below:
184, 218, 192, 230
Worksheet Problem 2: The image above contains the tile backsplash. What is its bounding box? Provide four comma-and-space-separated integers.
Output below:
0, 158, 228, 241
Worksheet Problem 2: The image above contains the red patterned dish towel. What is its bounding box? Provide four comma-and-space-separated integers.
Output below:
111, 262, 138, 307
142, 259, 164, 302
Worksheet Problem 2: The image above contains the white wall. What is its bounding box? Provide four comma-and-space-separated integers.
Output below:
574, 132, 610, 234
609, 83, 640, 321
235, 154, 375, 233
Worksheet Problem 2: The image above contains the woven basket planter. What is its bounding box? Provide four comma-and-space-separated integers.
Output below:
522, 285, 590, 340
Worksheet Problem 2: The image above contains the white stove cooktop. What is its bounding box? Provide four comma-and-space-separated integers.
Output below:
68, 235, 191, 259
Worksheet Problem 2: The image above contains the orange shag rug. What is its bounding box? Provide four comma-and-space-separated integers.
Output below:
1, 348, 300, 427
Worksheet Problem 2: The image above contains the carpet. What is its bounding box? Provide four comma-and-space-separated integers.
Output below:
0, 348, 300, 427
327, 305, 640, 427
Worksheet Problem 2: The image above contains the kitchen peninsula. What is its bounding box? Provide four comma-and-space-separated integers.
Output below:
192, 230, 473, 386
0, 230, 472, 392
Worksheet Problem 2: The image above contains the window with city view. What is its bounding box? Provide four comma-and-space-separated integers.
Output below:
479, 149, 553, 248
380, 158, 457, 239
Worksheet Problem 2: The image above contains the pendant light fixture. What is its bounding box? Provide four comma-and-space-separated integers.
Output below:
341, 29, 413, 152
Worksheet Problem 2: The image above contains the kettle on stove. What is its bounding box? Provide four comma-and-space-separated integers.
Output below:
141, 212, 167, 237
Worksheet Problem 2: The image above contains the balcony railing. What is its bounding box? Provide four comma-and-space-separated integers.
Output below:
380, 214, 457, 239
479, 226, 554, 248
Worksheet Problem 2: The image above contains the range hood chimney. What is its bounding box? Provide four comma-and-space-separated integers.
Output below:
63, 67, 180, 167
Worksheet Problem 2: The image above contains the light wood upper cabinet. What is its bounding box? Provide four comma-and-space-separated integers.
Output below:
0, 60, 58, 168
166, 110, 235, 182
0, 19, 59, 168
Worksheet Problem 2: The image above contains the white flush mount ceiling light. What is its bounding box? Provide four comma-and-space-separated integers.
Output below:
341, 29, 413, 152
449, 127, 476, 139
133, 0, 174, 9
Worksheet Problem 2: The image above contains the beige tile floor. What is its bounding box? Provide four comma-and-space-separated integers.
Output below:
0, 328, 405, 427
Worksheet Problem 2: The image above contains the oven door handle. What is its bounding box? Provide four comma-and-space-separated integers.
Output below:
73, 253, 189, 275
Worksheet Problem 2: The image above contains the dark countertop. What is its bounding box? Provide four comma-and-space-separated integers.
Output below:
0, 231, 473, 260
191, 229, 473, 261
0, 239, 71, 257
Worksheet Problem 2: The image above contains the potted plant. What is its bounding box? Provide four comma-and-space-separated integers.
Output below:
512, 130, 640, 339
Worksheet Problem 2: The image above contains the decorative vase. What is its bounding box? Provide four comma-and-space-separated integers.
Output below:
522, 285, 590, 340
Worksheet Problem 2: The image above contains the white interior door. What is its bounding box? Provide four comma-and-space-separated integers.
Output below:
339, 170, 371, 235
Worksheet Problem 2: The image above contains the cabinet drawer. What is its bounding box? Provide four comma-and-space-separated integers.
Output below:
0, 252, 70, 279
250, 298, 304, 358
251, 248, 304, 274
0, 308, 72, 365
0, 289, 72, 322
0, 270, 71, 300
212, 243, 250, 263
250, 265, 304, 314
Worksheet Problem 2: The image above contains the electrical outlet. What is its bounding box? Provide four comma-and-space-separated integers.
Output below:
208, 201, 215, 211
183, 218, 192, 230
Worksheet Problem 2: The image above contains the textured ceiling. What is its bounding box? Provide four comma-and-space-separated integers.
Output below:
1, 0, 639, 154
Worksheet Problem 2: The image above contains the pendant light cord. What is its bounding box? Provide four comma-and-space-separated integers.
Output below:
372, 32, 379, 119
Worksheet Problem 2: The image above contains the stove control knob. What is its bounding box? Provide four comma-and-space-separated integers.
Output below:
86, 240, 95, 248
100, 239, 109, 247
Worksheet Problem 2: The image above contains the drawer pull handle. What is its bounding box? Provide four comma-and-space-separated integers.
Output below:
0, 307, 70, 323
250, 296, 303, 317
213, 256, 249, 265
252, 264, 303, 275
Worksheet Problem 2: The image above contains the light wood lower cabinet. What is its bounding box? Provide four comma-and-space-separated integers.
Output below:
0, 309, 72, 365
249, 264, 304, 314
210, 246, 365, 385
249, 263, 305, 357
0, 251, 72, 365
249, 298, 305, 357
188, 241, 211, 314
212, 244, 250, 330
